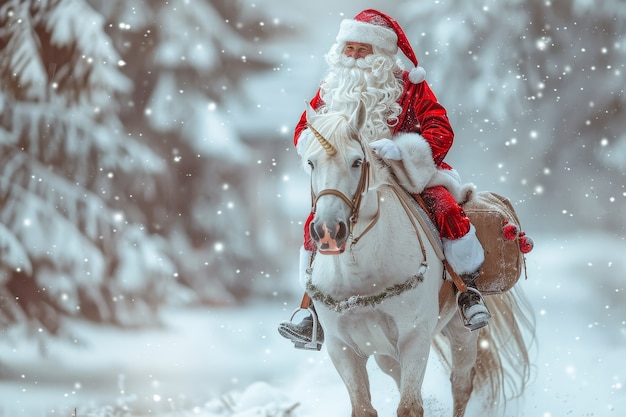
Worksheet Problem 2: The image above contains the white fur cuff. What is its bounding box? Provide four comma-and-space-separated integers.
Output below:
385, 132, 436, 194
427, 168, 476, 204
442, 224, 485, 275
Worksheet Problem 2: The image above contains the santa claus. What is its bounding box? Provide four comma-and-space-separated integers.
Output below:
279, 9, 490, 350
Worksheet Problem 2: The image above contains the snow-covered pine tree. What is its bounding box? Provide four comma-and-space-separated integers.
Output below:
88, 0, 292, 302
0, 0, 177, 336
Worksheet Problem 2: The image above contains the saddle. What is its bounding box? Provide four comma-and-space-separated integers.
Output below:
462, 191, 532, 294
413, 190, 532, 295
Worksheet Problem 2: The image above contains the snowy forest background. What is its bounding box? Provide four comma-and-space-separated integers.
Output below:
0, 0, 624, 416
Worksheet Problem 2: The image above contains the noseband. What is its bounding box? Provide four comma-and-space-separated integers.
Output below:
307, 123, 381, 247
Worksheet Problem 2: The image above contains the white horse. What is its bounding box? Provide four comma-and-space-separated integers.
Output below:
298, 105, 535, 417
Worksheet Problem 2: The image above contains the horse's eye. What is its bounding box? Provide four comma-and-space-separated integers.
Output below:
352, 159, 363, 168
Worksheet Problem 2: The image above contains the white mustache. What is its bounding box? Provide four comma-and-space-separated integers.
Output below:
337, 54, 377, 69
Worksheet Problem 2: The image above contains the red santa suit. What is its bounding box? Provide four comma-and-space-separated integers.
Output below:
295, 65, 471, 252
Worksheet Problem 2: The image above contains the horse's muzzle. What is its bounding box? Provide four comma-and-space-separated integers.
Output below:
310, 220, 347, 254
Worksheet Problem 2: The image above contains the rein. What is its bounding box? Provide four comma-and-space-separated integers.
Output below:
390, 178, 469, 293
389, 179, 442, 262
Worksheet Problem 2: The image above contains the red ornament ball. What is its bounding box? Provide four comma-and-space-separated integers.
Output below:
502, 222, 519, 240
519, 235, 534, 254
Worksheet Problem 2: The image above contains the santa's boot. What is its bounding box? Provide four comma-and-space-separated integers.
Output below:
278, 303, 324, 350
277, 247, 324, 350
443, 224, 491, 331
456, 271, 491, 331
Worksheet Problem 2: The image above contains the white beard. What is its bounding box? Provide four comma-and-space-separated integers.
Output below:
319, 45, 405, 142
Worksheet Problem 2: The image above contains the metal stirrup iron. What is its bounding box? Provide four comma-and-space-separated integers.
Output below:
287, 307, 322, 351
287, 293, 322, 351
455, 287, 491, 332
443, 260, 491, 331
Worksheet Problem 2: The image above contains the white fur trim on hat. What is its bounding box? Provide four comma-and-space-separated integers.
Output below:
336, 19, 398, 54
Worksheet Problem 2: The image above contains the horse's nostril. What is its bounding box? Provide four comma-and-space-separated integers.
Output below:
336, 222, 347, 241
310, 222, 320, 241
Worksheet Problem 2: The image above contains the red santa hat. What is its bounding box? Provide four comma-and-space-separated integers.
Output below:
335, 9, 426, 84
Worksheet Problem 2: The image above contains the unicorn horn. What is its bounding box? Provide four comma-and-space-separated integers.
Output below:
307, 123, 337, 156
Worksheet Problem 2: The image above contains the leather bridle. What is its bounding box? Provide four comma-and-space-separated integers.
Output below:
307, 123, 382, 248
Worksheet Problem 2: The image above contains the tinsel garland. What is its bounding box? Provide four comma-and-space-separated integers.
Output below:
305, 271, 425, 314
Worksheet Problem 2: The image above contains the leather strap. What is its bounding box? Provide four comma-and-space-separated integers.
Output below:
443, 259, 469, 292
300, 292, 312, 309
438, 279, 454, 311
406, 190, 469, 293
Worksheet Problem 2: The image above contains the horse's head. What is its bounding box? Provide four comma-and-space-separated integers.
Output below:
301, 104, 377, 254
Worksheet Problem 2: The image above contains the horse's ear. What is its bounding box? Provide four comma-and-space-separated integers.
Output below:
349, 102, 367, 132
305, 100, 316, 122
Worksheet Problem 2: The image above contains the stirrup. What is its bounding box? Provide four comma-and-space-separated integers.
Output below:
287, 307, 322, 351
456, 287, 491, 332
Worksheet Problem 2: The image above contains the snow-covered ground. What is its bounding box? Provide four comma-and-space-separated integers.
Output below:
1, 232, 624, 417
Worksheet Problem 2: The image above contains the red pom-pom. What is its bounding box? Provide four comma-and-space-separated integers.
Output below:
519, 235, 534, 254
502, 222, 519, 240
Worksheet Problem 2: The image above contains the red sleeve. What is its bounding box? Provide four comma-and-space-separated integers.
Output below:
395, 75, 454, 167
303, 212, 316, 251
294, 89, 325, 147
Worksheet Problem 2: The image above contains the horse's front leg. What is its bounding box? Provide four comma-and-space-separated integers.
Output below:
326, 341, 377, 417
396, 335, 431, 417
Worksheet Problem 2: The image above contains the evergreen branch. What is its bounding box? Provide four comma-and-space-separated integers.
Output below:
0, 149, 119, 252
0, 0, 47, 100
0, 221, 32, 274
2, 98, 165, 176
